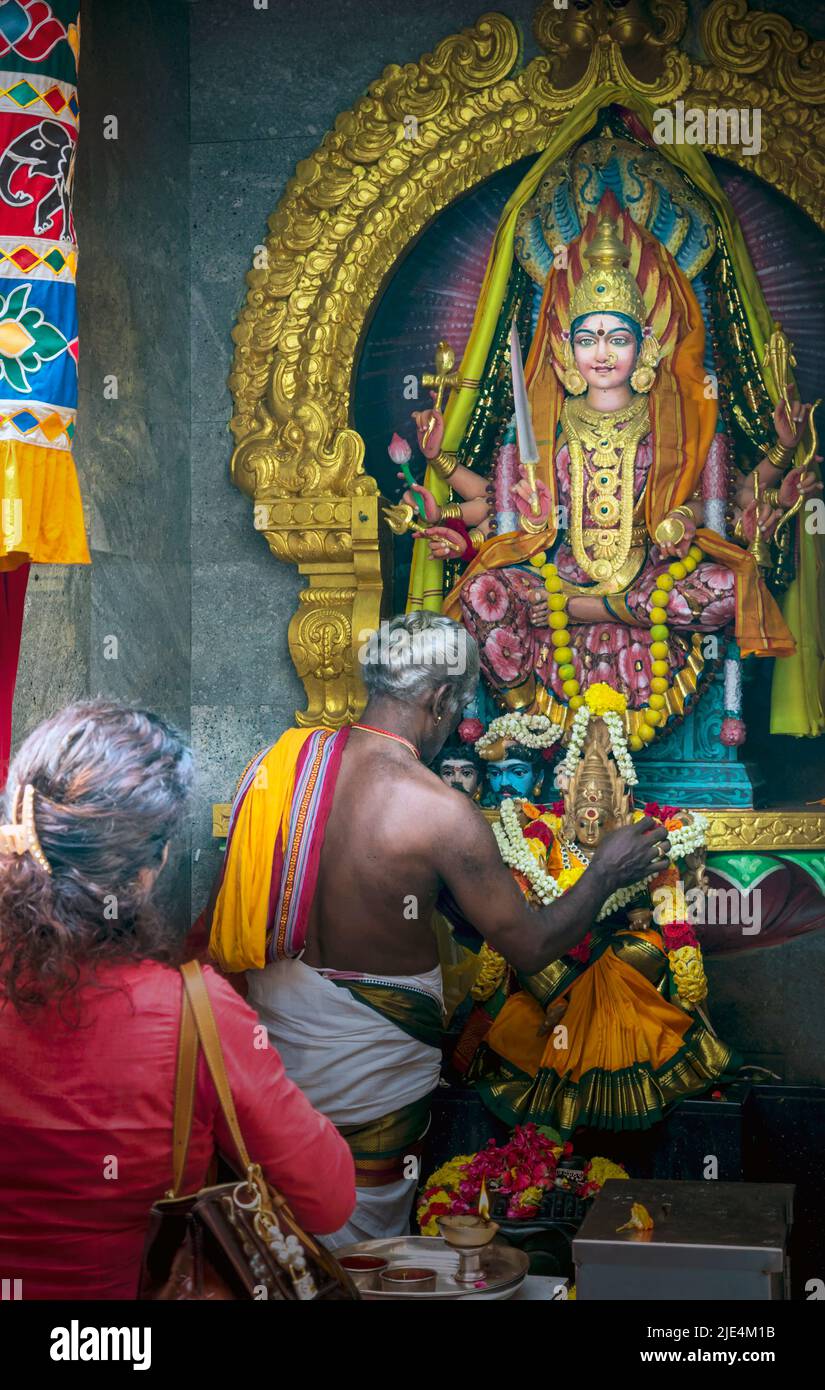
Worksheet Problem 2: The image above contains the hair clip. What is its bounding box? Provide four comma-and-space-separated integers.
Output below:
0, 783, 52, 875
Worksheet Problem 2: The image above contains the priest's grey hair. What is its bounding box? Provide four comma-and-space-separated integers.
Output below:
359, 613, 479, 714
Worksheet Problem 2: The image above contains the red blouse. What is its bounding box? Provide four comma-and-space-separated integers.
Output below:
0, 960, 356, 1299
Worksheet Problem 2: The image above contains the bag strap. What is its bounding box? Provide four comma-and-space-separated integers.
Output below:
169, 962, 341, 1281
179, 959, 254, 1177
168, 979, 199, 1198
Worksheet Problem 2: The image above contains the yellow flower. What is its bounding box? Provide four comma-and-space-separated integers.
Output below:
422, 1158, 473, 1193
556, 864, 585, 893
526, 837, 547, 866
669, 945, 708, 1006
471, 943, 508, 1002
584, 683, 628, 716
514, 1184, 544, 1210
587, 1156, 629, 1188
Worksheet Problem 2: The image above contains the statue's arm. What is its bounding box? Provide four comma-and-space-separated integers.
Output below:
432, 798, 668, 975
449, 463, 488, 501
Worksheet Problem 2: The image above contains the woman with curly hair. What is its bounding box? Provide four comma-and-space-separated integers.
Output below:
0, 700, 355, 1299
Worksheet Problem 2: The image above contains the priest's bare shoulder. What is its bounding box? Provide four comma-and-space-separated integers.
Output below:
303, 615, 668, 978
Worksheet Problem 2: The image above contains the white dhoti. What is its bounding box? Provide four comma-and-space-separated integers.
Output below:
246, 957, 443, 1248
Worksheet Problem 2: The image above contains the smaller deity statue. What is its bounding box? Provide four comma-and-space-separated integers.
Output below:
472, 711, 561, 808
464, 686, 737, 1139
433, 741, 481, 800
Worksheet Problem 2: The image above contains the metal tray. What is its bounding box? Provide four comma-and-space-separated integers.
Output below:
335, 1235, 529, 1300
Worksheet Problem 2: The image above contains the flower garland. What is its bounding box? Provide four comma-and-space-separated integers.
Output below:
555, 683, 638, 787
475, 711, 563, 755
648, 858, 709, 1009
493, 796, 709, 924
631, 541, 705, 751
417, 1125, 628, 1233
471, 942, 509, 1002
721, 639, 746, 747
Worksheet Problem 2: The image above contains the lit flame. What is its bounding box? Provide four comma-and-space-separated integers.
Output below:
478, 1175, 490, 1222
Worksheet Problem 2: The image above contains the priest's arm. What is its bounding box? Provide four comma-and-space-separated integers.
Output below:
432, 802, 668, 975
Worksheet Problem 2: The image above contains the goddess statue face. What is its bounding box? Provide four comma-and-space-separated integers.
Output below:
572, 313, 639, 393
574, 803, 610, 848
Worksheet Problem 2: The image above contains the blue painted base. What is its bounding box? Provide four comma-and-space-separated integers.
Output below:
634, 669, 753, 808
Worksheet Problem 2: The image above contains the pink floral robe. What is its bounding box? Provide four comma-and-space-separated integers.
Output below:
460, 432, 735, 709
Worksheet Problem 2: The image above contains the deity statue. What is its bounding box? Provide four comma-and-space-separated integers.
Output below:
482, 746, 544, 808
465, 688, 736, 1139
432, 741, 481, 800
399, 130, 822, 752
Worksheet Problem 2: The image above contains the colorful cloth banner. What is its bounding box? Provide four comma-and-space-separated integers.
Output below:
0, 2, 87, 776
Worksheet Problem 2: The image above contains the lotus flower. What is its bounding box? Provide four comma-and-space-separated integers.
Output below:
387, 432, 412, 464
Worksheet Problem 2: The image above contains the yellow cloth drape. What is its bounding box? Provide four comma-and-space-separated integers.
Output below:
405, 85, 821, 729
209, 728, 315, 973
487, 933, 690, 1083
0, 441, 89, 571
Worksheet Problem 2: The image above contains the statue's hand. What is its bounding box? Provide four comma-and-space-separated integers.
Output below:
740, 498, 782, 544
526, 588, 549, 627
513, 475, 551, 521
774, 398, 811, 450
411, 394, 445, 459
658, 509, 696, 559
398, 476, 440, 523
421, 524, 469, 561
778, 464, 823, 510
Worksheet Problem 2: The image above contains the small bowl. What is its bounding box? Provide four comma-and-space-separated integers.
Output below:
437, 1215, 500, 1248
380, 1265, 438, 1294
339, 1253, 389, 1291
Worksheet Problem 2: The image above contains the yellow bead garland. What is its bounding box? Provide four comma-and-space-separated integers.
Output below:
530, 542, 705, 746
629, 541, 705, 751
529, 553, 581, 702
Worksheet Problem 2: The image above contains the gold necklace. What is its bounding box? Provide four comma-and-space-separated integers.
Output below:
565, 393, 648, 432
562, 395, 650, 584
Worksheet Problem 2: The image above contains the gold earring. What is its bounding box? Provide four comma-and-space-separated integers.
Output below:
562, 339, 587, 396
630, 333, 660, 395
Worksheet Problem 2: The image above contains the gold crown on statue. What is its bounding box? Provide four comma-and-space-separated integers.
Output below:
569, 219, 646, 330
562, 720, 633, 842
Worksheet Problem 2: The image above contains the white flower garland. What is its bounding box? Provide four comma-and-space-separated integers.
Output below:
664, 812, 708, 859
555, 706, 638, 788
493, 799, 708, 922
475, 712, 563, 754
492, 799, 563, 907
723, 651, 742, 718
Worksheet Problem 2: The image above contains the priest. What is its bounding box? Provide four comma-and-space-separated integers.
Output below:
207, 612, 669, 1246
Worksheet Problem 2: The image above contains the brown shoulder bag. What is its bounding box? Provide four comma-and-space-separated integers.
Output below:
139, 960, 359, 1300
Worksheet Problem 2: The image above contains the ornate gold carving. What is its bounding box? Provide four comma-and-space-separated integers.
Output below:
532, 0, 691, 99
700, 811, 825, 853
212, 799, 825, 851
695, 0, 825, 229
229, 1, 825, 729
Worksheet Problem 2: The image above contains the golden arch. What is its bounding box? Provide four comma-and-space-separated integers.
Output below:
228, 0, 825, 731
